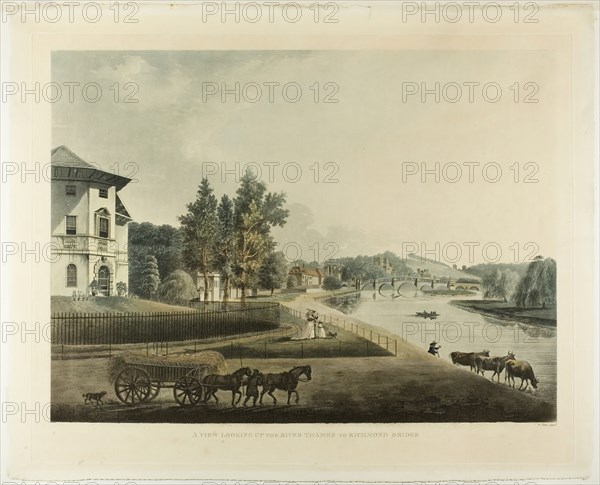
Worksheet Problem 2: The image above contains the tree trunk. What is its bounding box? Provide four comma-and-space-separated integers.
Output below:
270, 288, 274, 296
203, 272, 210, 304
240, 282, 246, 305
222, 275, 230, 304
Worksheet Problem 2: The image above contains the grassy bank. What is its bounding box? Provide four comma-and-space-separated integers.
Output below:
52, 296, 196, 314
450, 299, 556, 326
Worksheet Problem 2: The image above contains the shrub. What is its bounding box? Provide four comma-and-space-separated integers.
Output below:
158, 270, 197, 305
322, 276, 342, 291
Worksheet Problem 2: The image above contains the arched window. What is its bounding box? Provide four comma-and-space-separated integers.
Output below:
66, 264, 77, 287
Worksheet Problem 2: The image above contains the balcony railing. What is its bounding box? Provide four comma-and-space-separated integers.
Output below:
53, 235, 120, 254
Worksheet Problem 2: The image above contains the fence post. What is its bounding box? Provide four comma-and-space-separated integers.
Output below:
370, 330, 372, 341
386, 336, 389, 351
61, 344, 64, 360
395, 339, 398, 356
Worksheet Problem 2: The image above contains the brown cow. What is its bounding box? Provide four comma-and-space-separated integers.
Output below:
449, 350, 490, 372
475, 351, 516, 382
506, 360, 539, 390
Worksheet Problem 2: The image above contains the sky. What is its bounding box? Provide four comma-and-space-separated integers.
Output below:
52, 49, 562, 266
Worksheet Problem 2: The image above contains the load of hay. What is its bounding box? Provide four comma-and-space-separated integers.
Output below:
108, 350, 227, 384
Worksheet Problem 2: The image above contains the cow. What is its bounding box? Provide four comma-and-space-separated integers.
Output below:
505, 360, 539, 390
449, 350, 490, 372
474, 351, 516, 382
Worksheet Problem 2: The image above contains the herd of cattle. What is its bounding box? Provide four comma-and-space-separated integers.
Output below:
449, 350, 539, 390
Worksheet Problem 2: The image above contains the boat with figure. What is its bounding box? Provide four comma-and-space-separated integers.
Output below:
415, 311, 440, 319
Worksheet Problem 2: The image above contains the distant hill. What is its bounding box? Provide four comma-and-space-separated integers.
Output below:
404, 254, 481, 281
464, 262, 530, 279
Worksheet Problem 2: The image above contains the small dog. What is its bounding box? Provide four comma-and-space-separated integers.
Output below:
83, 391, 107, 406
327, 331, 338, 339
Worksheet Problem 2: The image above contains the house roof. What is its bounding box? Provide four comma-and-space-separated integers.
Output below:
51, 145, 97, 169
305, 268, 324, 277
290, 266, 323, 278
115, 194, 132, 225
51, 145, 132, 191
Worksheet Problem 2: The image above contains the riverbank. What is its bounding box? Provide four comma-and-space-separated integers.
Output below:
450, 299, 557, 326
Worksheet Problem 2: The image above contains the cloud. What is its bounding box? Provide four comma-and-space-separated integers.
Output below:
91, 55, 158, 83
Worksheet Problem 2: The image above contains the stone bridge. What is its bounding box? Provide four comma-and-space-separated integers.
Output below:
354, 276, 482, 297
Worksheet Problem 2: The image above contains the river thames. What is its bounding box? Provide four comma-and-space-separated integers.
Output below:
347, 293, 557, 405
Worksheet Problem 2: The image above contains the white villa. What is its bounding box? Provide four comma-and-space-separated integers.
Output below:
51, 146, 133, 296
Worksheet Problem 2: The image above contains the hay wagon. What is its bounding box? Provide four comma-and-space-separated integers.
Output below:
109, 351, 227, 407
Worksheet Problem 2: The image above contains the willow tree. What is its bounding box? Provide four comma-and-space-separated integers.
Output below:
514, 256, 557, 308
483, 268, 520, 302
233, 171, 288, 303
179, 178, 218, 303
158, 270, 197, 306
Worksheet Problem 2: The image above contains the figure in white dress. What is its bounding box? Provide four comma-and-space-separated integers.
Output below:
316, 320, 327, 339
292, 309, 319, 340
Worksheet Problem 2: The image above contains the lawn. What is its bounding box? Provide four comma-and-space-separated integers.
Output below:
52, 295, 196, 314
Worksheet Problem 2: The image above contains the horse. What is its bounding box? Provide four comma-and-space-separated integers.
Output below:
203, 367, 252, 407
260, 365, 312, 405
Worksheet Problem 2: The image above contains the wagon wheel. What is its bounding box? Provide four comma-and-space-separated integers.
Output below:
114, 367, 152, 405
173, 376, 203, 407
145, 381, 161, 403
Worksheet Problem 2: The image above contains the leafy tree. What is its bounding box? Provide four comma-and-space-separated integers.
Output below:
258, 251, 288, 296
465, 262, 529, 279
514, 256, 557, 308
457, 277, 482, 284
140, 255, 160, 299
215, 195, 235, 304
286, 275, 297, 288
233, 171, 288, 303
116, 281, 128, 296
482, 268, 520, 302
339, 255, 386, 281
158, 270, 197, 306
128, 222, 183, 296
179, 178, 219, 303
322, 276, 342, 291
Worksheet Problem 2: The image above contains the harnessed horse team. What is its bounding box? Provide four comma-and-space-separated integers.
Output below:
202, 364, 313, 407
